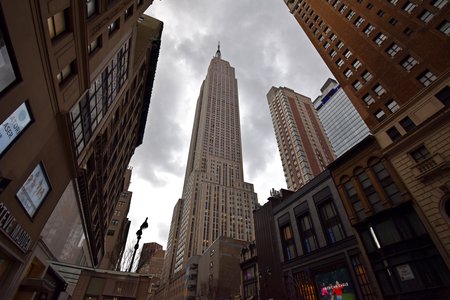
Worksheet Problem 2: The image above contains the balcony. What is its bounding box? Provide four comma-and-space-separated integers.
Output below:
414, 153, 450, 181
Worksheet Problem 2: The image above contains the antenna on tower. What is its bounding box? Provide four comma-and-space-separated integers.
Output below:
215, 41, 221, 59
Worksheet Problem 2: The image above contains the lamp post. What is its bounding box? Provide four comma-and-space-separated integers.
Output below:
128, 217, 148, 272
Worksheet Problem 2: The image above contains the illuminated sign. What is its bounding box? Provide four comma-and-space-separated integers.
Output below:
315, 267, 356, 299
16, 163, 51, 218
0, 202, 33, 252
0, 102, 32, 156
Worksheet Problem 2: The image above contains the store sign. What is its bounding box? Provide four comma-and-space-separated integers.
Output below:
0, 202, 33, 252
16, 163, 51, 218
0, 102, 32, 156
315, 267, 356, 299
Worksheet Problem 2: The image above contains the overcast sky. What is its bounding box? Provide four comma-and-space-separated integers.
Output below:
126, 0, 334, 250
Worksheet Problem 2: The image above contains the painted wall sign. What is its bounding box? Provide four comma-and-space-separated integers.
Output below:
0, 202, 33, 252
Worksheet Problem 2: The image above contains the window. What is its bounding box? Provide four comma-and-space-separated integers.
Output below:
385, 99, 399, 112
402, 1, 416, 13
336, 40, 344, 49
0, 102, 33, 157
367, 3, 374, 9
346, 10, 355, 20
431, 0, 448, 9
330, 50, 337, 58
136, 0, 143, 6
387, 126, 401, 141
389, 18, 399, 25
47, 10, 67, 40
417, 70, 437, 86
57, 62, 74, 84
377, 10, 385, 17
373, 84, 386, 96
363, 93, 375, 105
403, 27, 414, 36
124, 6, 133, 20
374, 109, 386, 120
357, 170, 383, 212
350, 254, 377, 298
372, 161, 402, 205
352, 59, 362, 69
333, 0, 341, 9
0, 21, 18, 93
111, 219, 119, 225
330, 33, 337, 41
108, 19, 119, 36
297, 213, 319, 253
88, 36, 101, 54
388, 0, 399, 5
373, 33, 387, 46
318, 201, 346, 244
324, 42, 330, 49
354, 16, 365, 27
353, 80, 363, 91
437, 20, 450, 36
364, 24, 375, 35
107, 230, 115, 236
435, 86, 450, 106
400, 56, 418, 71
399, 116, 416, 132
344, 180, 365, 219
16, 163, 51, 218
336, 58, 344, 68
344, 68, 353, 78
410, 145, 431, 162
318, 35, 324, 42
86, 0, 96, 18
339, 4, 348, 14
385, 43, 402, 57
280, 223, 297, 260
362, 70, 373, 82
418, 10, 434, 23
343, 49, 352, 59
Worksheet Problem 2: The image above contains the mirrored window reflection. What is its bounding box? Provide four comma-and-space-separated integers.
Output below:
0, 25, 17, 93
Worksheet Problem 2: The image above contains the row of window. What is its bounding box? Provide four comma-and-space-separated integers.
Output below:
86, 0, 144, 19
279, 199, 347, 261
341, 159, 402, 221
386, 85, 449, 142
70, 40, 130, 156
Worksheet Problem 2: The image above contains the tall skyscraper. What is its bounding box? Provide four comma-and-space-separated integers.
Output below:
162, 46, 258, 293
267, 87, 336, 190
313, 78, 370, 157
283, 0, 449, 138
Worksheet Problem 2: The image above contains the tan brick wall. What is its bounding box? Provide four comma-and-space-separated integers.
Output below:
390, 120, 450, 264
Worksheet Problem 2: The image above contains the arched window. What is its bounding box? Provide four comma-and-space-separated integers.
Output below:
370, 160, 402, 205
356, 168, 383, 213
342, 176, 366, 220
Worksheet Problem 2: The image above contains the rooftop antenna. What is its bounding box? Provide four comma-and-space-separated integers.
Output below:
215, 41, 221, 59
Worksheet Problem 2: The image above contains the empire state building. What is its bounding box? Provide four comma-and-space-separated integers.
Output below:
163, 45, 259, 278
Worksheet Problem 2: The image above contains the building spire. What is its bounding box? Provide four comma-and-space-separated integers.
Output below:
215, 41, 221, 59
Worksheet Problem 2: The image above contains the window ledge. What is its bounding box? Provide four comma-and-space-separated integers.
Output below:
413, 153, 450, 180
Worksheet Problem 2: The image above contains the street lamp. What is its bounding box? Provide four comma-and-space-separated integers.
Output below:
128, 217, 149, 272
